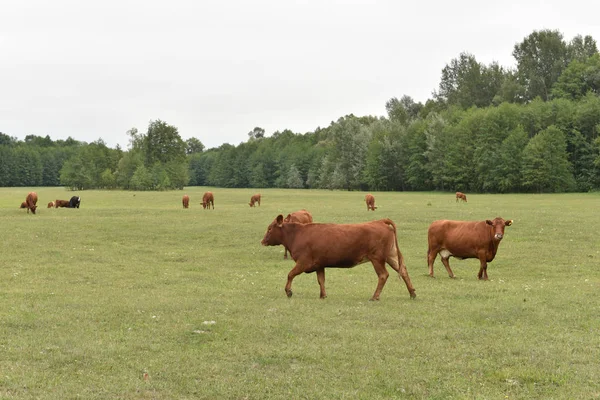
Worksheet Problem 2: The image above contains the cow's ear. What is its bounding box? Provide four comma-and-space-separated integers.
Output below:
485, 220, 493, 225
276, 215, 284, 226
505, 220, 513, 226
284, 214, 291, 222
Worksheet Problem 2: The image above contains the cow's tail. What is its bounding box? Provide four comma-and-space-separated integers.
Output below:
384, 218, 416, 299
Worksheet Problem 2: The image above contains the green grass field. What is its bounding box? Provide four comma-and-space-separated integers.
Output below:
1, 187, 599, 399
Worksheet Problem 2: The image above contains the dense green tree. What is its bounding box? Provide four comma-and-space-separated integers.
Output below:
144, 120, 186, 166
552, 54, 600, 100
522, 125, 575, 192
513, 29, 569, 101
185, 137, 205, 154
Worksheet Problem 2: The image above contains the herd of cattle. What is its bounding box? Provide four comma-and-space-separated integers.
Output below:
19, 191, 81, 214
20, 189, 511, 301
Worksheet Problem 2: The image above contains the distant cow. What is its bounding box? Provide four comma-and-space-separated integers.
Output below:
261, 216, 416, 300
47, 201, 55, 208
249, 193, 261, 207
182, 195, 190, 209
365, 194, 377, 211
456, 192, 467, 202
55, 199, 70, 208
20, 201, 27, 209
69, 196, 81, 208
25, 192, 38, 214
427, 217, 513, 280
276, 209, 313, 259
202, 192, 214, 209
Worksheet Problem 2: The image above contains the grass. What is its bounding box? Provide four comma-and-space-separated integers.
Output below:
1, 187, 600, 399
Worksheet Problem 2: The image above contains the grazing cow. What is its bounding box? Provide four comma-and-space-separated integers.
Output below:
202, 192, 214, 209
456, 192, 467, 202
47, 201, 55, 208
249, 193, 261, 207
278, 209, 313, 259
182, 195, 190, 209
365, 194, 377, 211
25, 192, 38, 214
20, 201, 27, 209
261, 216, 416, 300
427, 217, 513, 280
69, 196, 81, 208
55, 199, 70, 208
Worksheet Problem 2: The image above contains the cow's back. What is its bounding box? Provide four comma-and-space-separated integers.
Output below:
288, 210, 313, 224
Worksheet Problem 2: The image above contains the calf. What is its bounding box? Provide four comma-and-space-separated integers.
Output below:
280, 209, 313, 259
249, 193, 261, 207
365, 194, 377, 211
456, 192, 467, 202
25, 192, 38, 214
182, 195, 190, 209
202, 192, 214, 209
261, 216, 416, 300
427, 217, 513, 280
20, 201, 27, 209
69, 196, 81, 208
47, 201, 55, 208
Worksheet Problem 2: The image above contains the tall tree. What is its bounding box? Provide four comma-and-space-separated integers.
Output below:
185, 137, 205, 154
513, 29, 569, 101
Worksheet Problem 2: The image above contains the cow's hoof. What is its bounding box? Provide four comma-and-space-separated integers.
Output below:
319, 295, 327, 299
286, 290, 293, 298
428, 274, 435, 278
369, 297, 380, 301
410, 292, 417, 299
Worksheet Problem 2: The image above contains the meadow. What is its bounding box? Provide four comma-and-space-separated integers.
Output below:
1, 187, 599, 399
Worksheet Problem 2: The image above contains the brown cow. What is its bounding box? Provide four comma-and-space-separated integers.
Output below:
456, 192, 467, 202
427, 217, 513, 280
249, 193, 261, 207
365, 194, 377, 211
202, 192, 214, 209
20, 201, 28, 209
25, 192, 38, 214
55, 199, 70, 208
182, 195, 190, 209
280, 209, 313, 259
47, 201, 55, 208
261, 216, 416, 300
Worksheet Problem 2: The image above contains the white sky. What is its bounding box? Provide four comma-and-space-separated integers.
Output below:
1, 0, 599, 150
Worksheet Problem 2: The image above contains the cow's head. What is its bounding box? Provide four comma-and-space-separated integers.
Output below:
202, 201, 207, 209
30, 205, 37, 214
261, 214, 284, 246
485, 217, 513, 240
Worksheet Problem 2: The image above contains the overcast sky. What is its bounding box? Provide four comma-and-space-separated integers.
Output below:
2, 0, 599, 150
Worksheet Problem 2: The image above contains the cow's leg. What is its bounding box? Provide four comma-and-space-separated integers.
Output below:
370, 260, 389, 301
316, 268, 327, 299
387, 254, 416, 298
440, 256, 455, 278
477, 258, 488, 280
427, 249, 438, 277
285, 263, 304, 298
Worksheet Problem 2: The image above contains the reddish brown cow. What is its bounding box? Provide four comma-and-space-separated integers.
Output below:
249, 193, 261, 207
182, 195, 190, 209
427, 217, 513, 280
47, 201, 55, 208
261, 216, 416, 300
55, 199, 70, 208
456, 192, 467, 202
202, 192, 214, 209
280, 209, 313, 259
20, 201, 27, 209
365, 194, 377, 211
25, 192, 38, 214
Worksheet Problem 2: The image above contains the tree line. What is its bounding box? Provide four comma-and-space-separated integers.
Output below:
2, 29, 600, 192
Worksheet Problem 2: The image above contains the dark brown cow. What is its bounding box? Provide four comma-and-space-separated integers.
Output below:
249, 193, 261, 207
25, 192, 38, 214
261, 216, 416, 300
427, 217, 513, 280
456, 192, 467, 202
365, 194, 377, 211
280, 209, 313, 259
55, 199, 70, 208
182, 195, 190, 209
47, 201, 55, 208
202, 192, 214, 209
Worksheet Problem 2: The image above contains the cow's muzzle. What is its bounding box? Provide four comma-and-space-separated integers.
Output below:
494, 233, 503, 240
